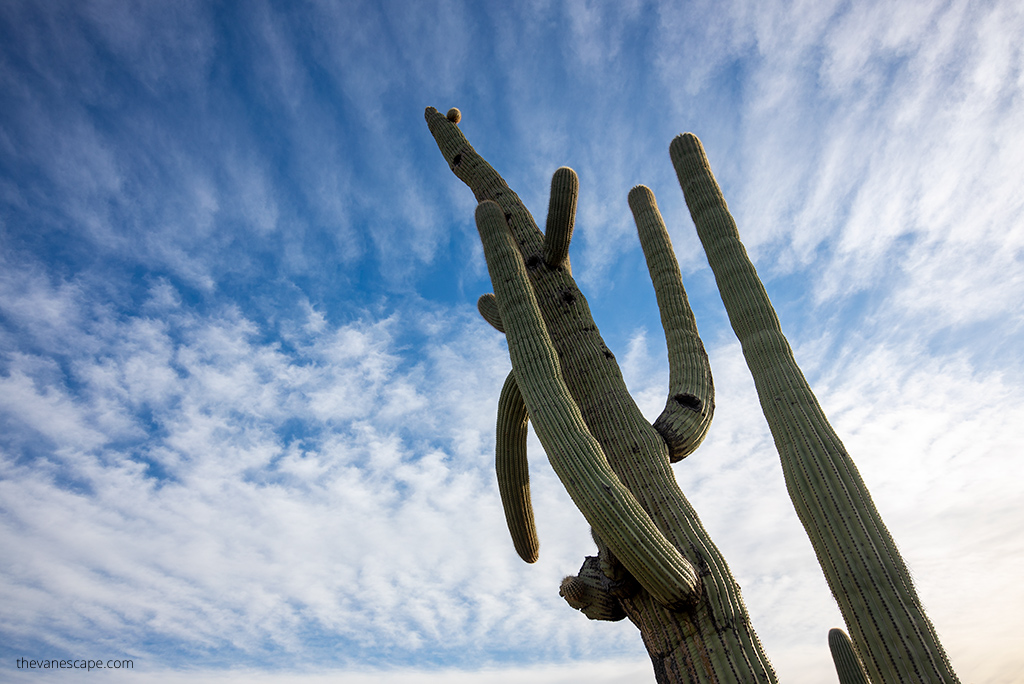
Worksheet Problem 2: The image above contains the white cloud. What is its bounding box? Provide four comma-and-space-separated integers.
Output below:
0, 268, 646, 672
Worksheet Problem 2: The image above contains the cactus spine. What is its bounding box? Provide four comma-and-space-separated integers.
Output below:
670, 132, 959, 684
426, 107, 776, 684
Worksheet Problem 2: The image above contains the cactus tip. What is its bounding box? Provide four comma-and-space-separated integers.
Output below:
447, 108, 462, 124
627, 184, 655, 207
669, 132, 703, 158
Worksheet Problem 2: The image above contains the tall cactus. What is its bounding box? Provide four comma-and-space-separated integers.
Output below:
425, 107, 776, 684
670, 133, 960, 684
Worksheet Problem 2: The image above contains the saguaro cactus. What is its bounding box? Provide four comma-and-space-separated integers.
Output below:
425, 107, 776, 684
670, 133, 959, 684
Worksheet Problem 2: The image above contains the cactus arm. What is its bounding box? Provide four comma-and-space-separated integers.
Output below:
477, 293, 504, 332
628, 185, 715, 462
544, 166, 579, 271
482, 291, 534, 562
481, 294, 534, 561
424, 107, 544, 255
670, 132, 959, 684
496, 370, 540, 563
829, 628, 870, 684
475, 199, 701, 609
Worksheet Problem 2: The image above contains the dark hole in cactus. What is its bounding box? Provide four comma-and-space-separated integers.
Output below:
561, 290, 575, 306
603, 349, 615, 360
504, 212, 512, 222
526, 255, 543, 271
452, 153, 462, 167
674, 393, 702, 411
688, 547, 712, 576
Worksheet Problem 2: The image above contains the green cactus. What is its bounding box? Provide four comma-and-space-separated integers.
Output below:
829, 628, 870, 684
670, 132, 960, 684
426, 107, 776, 684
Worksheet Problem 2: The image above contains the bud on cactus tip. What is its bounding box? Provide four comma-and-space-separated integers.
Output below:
447, 108, 462, 124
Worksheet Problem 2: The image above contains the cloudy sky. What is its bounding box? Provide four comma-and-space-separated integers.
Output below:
1, 1, 1022, 682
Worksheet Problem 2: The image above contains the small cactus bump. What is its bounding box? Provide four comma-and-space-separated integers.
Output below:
446, 107, 462, 124
560, 575, 586, 607
477, 293, 505, 332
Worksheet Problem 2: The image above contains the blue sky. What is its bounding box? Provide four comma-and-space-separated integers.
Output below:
1, 1, 1022, 682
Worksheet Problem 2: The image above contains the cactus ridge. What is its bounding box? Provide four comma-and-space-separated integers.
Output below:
426, 106, 777, 683
670, 132, 960, 684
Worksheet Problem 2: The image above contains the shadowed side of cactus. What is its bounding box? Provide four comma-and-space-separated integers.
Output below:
425, 106, 776, 684
670, 132, 959, 684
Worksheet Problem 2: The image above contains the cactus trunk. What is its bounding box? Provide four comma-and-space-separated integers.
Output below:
670, 132, 959, 684
426, 107, 776, 684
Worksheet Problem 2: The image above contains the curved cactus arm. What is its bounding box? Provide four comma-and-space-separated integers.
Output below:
670, 132, 959, 684
477, 293, 505, 332
828, 628, 870, 684
496, 370, 539, 563
475, 199, 700, 609
544, 166, 579, 270
628, 185, 715, 462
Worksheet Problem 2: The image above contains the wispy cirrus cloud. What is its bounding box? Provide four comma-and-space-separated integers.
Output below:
2, 1, 1021, 681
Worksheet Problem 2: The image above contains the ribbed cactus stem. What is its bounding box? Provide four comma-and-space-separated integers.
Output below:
628, 185, 714, 462
476, 199, 700, 609
670, 132, 959, 684
544, 166, 578, 270
829, 628, 870, 684
496, 371, 538, 563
